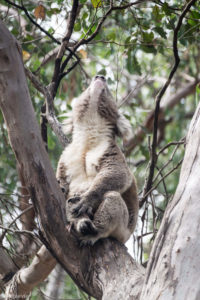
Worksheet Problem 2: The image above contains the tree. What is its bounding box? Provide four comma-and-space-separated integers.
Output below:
0, 0, 200, 299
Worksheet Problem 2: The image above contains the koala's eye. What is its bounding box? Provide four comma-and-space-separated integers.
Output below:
95, 75, 106, 81
100, 75, 106, 81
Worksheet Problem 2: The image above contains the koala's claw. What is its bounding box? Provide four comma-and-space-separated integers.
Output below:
79, 219, 98, 236
72, 204, 93, 219
79, 239, 93, 247
68, 196, 80, 204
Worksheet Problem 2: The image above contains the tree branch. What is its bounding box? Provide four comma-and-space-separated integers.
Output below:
25, 68, 69, 148
51, 0, 79, 97
140, 0, 197, 208
125, 79, 198, 155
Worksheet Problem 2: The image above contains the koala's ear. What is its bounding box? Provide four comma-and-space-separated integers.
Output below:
116, 113, 133, 147
62, 113, 73, 135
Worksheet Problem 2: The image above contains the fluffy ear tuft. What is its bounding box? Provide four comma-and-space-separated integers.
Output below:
116, 114, 133, 146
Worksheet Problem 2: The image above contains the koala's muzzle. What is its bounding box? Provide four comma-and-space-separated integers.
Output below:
94, 75, 106, 82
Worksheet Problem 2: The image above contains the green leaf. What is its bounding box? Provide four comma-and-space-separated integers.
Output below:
107, 31, 116, 41
140, 45, 157, 54
190, 10, 200, 19
153, 26, 167, 39
82, 12, 88, 20
48, 27, 54, 34
196, 83, 200, 94
91, 0, 102, 8
140, 145, 150, 160
46, 8, 60, 17
195, 84, 200, 106
74, 21, 81, 32
166, 16, 176, 29
142, 31, 154, 43
97, 69, 106, 76
132, 56, 141, 75
162, 2, 172, 16
125, 36, 131, 45
32, 59, 41, 71
127, 51, 141, 75
152, 5, 163, 22
188, 19, 197, 26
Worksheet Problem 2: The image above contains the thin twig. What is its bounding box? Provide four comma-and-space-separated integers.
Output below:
0, 225, 37, 239
112, 0, 147, 10
155, 166, 168, 200
153, 142, 184, 184
140, 0, 197, 208
157, 138, 185, 156
143, 158, 183, 199
4, 0, 60, 45
118, 75, 148, 107
0, 206, 33, 242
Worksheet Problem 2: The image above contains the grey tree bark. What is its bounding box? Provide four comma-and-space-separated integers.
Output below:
140, 102, 200, 300
1, 16, 200, 300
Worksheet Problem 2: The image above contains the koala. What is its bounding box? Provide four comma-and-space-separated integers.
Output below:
56, 75, 138, 245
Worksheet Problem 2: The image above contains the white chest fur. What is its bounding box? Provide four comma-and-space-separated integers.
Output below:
59, 125, 110, 198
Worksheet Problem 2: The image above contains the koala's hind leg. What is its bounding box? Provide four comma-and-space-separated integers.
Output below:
77, 191, 131, 245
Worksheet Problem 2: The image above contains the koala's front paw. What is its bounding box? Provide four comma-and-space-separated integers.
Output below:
67, 196, 80, 204
72, 202, 93, 219
78, 219, 98, 236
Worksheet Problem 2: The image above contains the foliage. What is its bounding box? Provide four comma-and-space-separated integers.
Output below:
0, 0, 200, 298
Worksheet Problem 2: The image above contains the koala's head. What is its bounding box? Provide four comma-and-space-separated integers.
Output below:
89, 75, 110, 98
89, 76, 133, 143
71, 75, 133, 144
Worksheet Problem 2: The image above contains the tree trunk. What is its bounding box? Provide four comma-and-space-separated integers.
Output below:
0, 20, 144, 300
140, 103, 200, 299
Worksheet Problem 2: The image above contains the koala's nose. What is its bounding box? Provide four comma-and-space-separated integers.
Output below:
95, 75, 106, 81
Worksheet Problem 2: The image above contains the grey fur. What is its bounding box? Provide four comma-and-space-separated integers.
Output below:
57, 76, 138, 245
